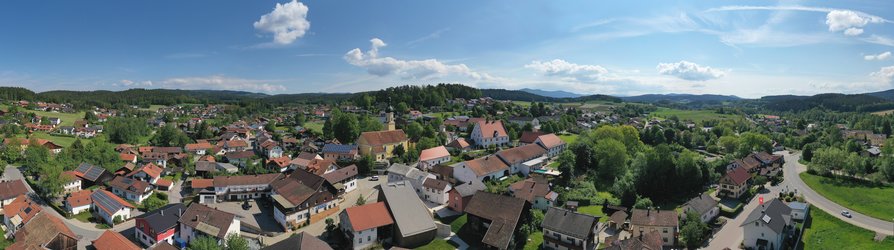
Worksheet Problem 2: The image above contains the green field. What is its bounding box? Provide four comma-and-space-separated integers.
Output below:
559, 133, 579, 144
0, 225, 11, 249
416, 239, 456, 250
139, 105, 167, 112
30, 109, 86, 127
800, 172, 894, 221
649, 107, 737, 123
524, 231, 543, 250
802, 209, 894, 249
302, 121, 324, 134
447, 214, 467, 233
31, 132, 83, 147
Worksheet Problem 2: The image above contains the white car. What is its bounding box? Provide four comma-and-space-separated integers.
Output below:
841, 210, 852, 218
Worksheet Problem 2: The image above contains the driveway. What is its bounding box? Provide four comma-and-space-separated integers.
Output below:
706, 183, 783, 249
779, 151, 894, 235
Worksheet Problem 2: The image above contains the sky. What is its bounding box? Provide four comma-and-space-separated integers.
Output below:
1, 0, 894, 98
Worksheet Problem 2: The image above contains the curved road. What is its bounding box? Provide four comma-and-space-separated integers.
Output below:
779, 151, 894, 236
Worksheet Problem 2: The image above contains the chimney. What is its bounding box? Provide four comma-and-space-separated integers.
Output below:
179, 208, 182, 217
195, 215, 199, 221
161, 209, 164, 216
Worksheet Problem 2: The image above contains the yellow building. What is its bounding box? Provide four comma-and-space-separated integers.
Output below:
357, 130, 409, 161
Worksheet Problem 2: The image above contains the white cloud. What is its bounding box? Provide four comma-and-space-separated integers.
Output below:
253, 0, 310, 45
826, 10, 883, 35
524, 59, 609, 82
871, 66, 894, 84
656, 61, 725, 81
865, 51, 892, 61
160, 75, 286, 92
344, 38, 497, 81
863, 35, 894, 47
116, 79, 153, 87
407, 28, 450, 46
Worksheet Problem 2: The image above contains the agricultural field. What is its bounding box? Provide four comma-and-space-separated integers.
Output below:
302, 121, 324, 134
870, 109, 894, 116
138, 105, 167, 112
800, 172, 894, 221
649, 107, 738, 123
0, 104, 86, 127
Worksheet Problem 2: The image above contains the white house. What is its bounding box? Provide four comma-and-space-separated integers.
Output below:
681, 193, 719, 224
61, 171, 82, 194
339, 202, 394, 250
107, 176, 154, 203
178, 203, 240, 245
534, 133, 567, 158
470, 120, 509, 148
630, 209, 679, 247
421, 178, 452, 205
541, 207, 600, 250
386, 163, 434, 195
65, 190, 93, 215
92, 190, 135, 225
741, 199, 793, 250
788, 202, 809, 221
452, 155, 510, 183
418, 146, 451, 170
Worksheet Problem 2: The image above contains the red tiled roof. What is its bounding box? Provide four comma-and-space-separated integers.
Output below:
0, 180, 30, 201
476, 120, 508, 139
155, 178, 173, 188
344, 202, 394, 232
630, 209, 678, 227
3, 195, 42, 225
191, 179, 214, 189
66, 190, 93, 208
724, 166, 751, 186
119, 153, 137, 162
129, 163, 163, 179
185, 141, 213, 151
359, 130, 408, 145
419, 146, 450, 162
9, 212, 77, 250
92, 230, 141, 250
519, 131, 546, 144
536, 133, 565, 149
462, 155, 510, 176
447, 138, 470, 149
267, 156, 292, 168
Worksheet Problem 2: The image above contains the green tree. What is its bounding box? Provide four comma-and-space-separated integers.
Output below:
633, 196, 653, 209
332, 113, 360, 143
142, 193, 169, 212
737, 132, 772, 157
356, 196, 367, 206
809, 147, 849, 176
357, 155, 375, 176
680, 212, 708, 249
593, 139, 627, 182
188, 236, 222, 250
225, 234, 249, 250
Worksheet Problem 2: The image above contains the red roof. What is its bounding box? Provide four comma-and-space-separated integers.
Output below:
536, 133, 565, 149
129, 163, 163, 179
191, 179, 214, 189
185, 141, 213, 151
92, 230, 141, 250
66, 190, 93, 208
724, 166, 751, 186
344, 202, 394, 231
119, 153, 137, 162
155, 178, 173, 188
2, 195, 42, 225
419, 146, 450, 162
476, 120, 508, 139
519, 131, 546, 144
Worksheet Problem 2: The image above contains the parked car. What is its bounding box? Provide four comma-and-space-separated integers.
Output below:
841, 210, 852, 218
369, 176, 379, 181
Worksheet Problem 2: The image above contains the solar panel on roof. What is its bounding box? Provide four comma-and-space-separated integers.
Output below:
762, 214, 771, 223
93, 191, 123, 212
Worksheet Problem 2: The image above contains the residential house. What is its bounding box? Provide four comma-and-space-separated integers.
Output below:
270, 168, 339, 230
7, 212, 78, 250
495, 144, 548, 176
339, 201, 395, 250
788, 202, 809, 221
740, 199, 793, 250
127, 163, 163, 184
377, 181, 437, 248
447, 180, 486, 212
541, 207, 600, 250
60, 171, 82, 194
604, 231, 662, 250
258, 140, 284, 159
446, 138, 472, 153
2, 195, 42, 237
178, 203, 240, 245
357, 130, 410, 161
453, 155, 511, 183
261, 232, 333, 250
120, 153, 138, 164
225, 150, 256, 167
719, 167, 751, 199
185, 141, 213, 155
290, 152, 323, 170
322, 144, 360, 161
65, 190, 93, 215
464, 191, 531, 250
421, 178, 452, 205
267, 156, 292, 173
535, 133, 567, 158
92, 230, 141, 250
518, 131, 546, 146
508, 117, 540, 129
302, 159, 340, 176
213, 173, 282, 201
418, 146, 451, 170
134, 203, 186, 247
92, 189, 136, 225
73, 162, 112, 188
322, 164, 359, 193
681, 193, 719, 223
107, 176, 154, 203
3, 138, 64, 154
630, 209, 678, 247
508, 176, 558, 211
386, 163, 434, 196
0, 180, 30, 208
471, 120, 509, 148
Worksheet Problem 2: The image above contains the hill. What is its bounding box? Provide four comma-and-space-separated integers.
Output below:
621, 93, 741, 103
762, 93, 891, 112
519, 88, 583, 98
864, 89, 894, 101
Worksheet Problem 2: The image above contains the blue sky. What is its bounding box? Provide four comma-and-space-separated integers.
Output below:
1, 0, 893, 98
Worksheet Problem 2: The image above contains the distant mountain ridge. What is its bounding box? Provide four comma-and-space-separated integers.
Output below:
620, 93, 742, 103
519, 88, 583, 98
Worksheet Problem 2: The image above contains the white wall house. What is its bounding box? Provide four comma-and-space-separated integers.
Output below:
470, 121, 509, 148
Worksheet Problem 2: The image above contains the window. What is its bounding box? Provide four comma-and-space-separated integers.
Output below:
663, 237, 668, 242
368, 236, 371, 241
663, 228, 668, 233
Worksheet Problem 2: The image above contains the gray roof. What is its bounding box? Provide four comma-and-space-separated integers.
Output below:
740, 199, 792, 234
379, 180, 437, 237
387, 163, 413, 176
788, 201, 809, 210
682, 193, 719, 216
453, 180, 485, 197
542, 207, 598, 239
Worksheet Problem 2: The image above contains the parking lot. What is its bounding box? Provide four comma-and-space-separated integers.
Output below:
208, 198, 285, 234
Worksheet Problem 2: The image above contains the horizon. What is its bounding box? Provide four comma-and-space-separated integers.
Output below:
2, 1, 894, 98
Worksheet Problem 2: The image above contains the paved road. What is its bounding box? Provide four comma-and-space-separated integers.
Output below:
779, 151, 894, 236
3, 165, 133, 250
706, 182, 783, 249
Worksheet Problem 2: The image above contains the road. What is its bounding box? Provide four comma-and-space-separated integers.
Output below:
706, 179, 783, 249
3, 165, 133, 250
779, 151, 894, 236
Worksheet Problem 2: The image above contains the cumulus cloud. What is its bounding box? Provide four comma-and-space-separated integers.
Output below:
656, 61, 725, 81
865, 51, 892, 61
524, 59, 610, 82
871, 66, 894, 83
826, 10, 885, 36
160, 75, 286, 92
254, 0, 310, 45
344, 38, 496, 81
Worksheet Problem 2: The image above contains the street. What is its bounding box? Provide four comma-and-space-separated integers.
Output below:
705, 177, 783, 249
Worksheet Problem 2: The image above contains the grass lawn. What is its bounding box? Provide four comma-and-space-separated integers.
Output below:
512, 101, 533, 107
138, 105, 166, 112
578, 205, 608, 222
0, 225, 12, 249
524, 231, 544, 250
443, 214, 467, 233
303, 121, 324, 134
30, 132, 84, 147
558, 133, 579, 144
73, 211, 92, 223
802, 208, 894, 249
416, 238, 456, 250
30, 109, 86, 127
800, 172, 894, 221
649, 107, 738, 123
